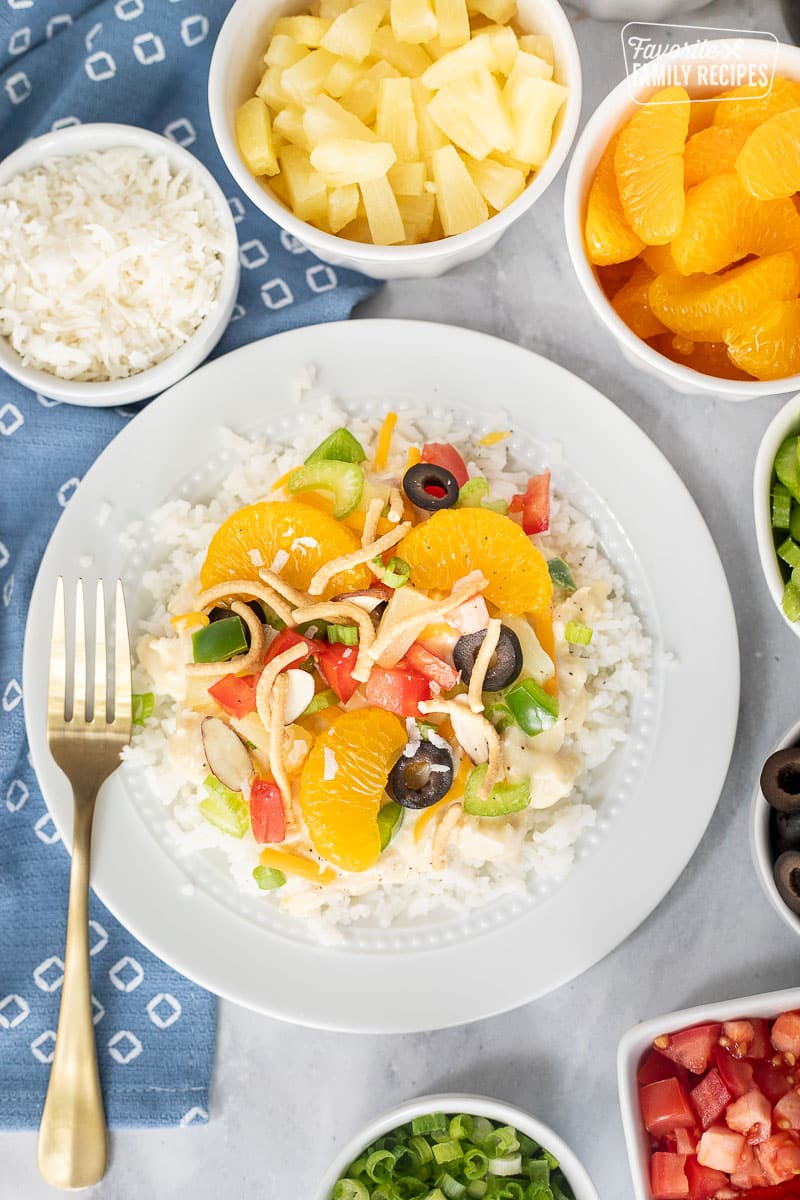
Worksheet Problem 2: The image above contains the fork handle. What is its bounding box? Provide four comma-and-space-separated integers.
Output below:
38, 792, 108, 1190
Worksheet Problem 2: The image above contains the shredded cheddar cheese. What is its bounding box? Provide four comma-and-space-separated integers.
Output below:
258, 846, 335, 886
373, 411, 397, 473
479, 431, 511, 447
170, 611, 208, 633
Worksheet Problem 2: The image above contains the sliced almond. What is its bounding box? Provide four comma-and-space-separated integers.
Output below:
201, 716, 254, 792
284, 668, 315, 724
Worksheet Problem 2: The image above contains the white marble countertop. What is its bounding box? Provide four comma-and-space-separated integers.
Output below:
6, 0, 800, 1195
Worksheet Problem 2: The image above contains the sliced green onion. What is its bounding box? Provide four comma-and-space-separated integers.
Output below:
409, 1135, 434, 1166
366, 1149, 395, 1184
374, 555, 411, 588
505, 679, 559, 736
517, 1133, 540, 1159
252, 865, 286, 890
547, 557, 576, 593
469, 1118, 495, 1147
463, 1148, 489, 1180
791, 504, 800, 543
784, 579, 800, 621
437, 1173, 466, 1199
483, 701, 515, 733
466, 1184, 488, 1200
349, 1156, 369, 1178
378, 800, 404, 850
305, 427, 367, 465
778, 536, 800, 568
199, 775, 249, 838
132, 692, 155, 725
333, 1181, 369, 1200
432, 1141, 463, 1165
328, 623, 359, 646
564, 620, 592, 646
488, 1155, 523, 1177
463, 765, 531, 818
423, 1191, 447, 1200
412, 1113, 448, 1136
496, 1183, 526, 1200
484, 1128, 520, 1157
297, 618, 329, 639
773, 482, 792, 530
301, 688, 339, 717
192, 615, 248, 664
542, 1151, 559, 1171
449, 1115, 474, 1142
526, 1159, 550, 1185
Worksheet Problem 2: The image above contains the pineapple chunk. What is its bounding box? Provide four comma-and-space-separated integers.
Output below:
303, 94, 377, 144
273, 104, 310, 149
428, 69, 514, 159
321, 0, 386, 62
421, 26, 516, 87
310, 138, 396, 185
463, 153, 525, 209
390, 0, 437, 45
236, 97, 280, 176
431, 144, 487, 234
388, 160, 426, 194
505, 75, 567, 166
271, 15, 332, 46
340, 61, 401, 124
467, 0, 516, 23
256, 66, 289, 109
264, 33, 308, 69
433, 0, 470, 49
281, 48, 338, 104
506, 49, 552, 83
269, 169, 291, 206
339, 216, 374, 242
397, 192, 436, 240
411, 79, 448, 154
328, 183, 360, 231
319, 0, 351, 16
278, 145, 328, 220
376, 77, 419, 161
326, 57, 365, 96
518, 33, 554, 67
370, 26, 432, 76
360, 176, 405, 244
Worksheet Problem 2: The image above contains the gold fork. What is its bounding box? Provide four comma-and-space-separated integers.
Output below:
38, 578, 132, 1190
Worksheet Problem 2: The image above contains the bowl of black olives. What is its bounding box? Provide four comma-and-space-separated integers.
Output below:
751, 718, 800, 933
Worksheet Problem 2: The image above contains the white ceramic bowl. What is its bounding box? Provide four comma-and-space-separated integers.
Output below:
618, 987, 800, 1200
208, 0, 581, 280
0, 123, 240, 407
753, 392, 800, 637
564, 39, 800, 400
312, 1093, 600, 1200
749, 716, 800, 939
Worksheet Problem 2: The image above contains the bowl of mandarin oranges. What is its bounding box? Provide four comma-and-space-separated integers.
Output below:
564, 38, 800, 399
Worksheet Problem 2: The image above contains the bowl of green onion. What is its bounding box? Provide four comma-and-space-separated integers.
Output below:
314, 1093, 599, 1200
754, 392, 800, 635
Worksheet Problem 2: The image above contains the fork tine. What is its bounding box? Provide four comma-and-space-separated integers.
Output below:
113, 581, 132, 730
73, 579, 87, 723
93, 580, 107, 725
48, 577, 67, 727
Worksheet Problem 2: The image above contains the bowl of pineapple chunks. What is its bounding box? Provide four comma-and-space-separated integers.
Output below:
208, 0, 581, 278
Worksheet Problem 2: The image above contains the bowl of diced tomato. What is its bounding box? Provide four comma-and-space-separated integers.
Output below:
618, 989, 800, 1199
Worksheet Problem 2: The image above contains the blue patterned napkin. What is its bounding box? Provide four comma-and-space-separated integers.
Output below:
0, 0, 379, 1130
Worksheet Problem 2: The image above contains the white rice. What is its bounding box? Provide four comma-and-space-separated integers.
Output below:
122, 396, 652, 942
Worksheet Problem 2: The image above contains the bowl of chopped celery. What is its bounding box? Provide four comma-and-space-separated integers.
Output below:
753, 392, 800, 636
313, 1093, 599, 1200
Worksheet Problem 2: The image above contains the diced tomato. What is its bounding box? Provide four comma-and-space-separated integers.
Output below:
731, 1143, 772, 1189
775, 1089, 800, 1131
263, 628, 323, 669
208, 672, 259, 718
724, 1020, 759, 1059
746, 1182, 800, 1198
365, 666, 431, 717
675, 1128, 698, 1156
773, 1014, 800, 1059
697, 1125, 746, 1174
684, 1156, 729, 1200
318, 644, 360, 704
420, 442, 469, 488
756, 1131, 800, 1184
249, 779, 285, 844
651, 1153, 689, 1199
755, 1059, 796, 1104
640, 1050, 690, 1089
690, 1069, 732, 1130
405, 643, 459, 691
641, 1079, 696, 1137
749, 1019, 772, 1060
714, 1044, 756, 1099
510, 469, 551, 535
656, 1025, 722, 1076
726, 1089, 773, 1144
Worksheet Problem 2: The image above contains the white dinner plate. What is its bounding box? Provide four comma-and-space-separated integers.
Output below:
23, 320, 740, 1033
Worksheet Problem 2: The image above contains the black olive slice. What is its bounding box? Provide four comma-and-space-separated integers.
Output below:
774, 851, 800, 916
761, 748, 800, 813
452, 625, 523, 691
386, 740, 454, 809
402, 463, 459, 511
773, 809, 800, 855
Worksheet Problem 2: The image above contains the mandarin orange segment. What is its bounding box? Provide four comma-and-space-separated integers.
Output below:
640, 243, 675, 274
613, 86, 690, 245
736, 108, 800, 200
683, 122, 752, 187
298, 708, 407, 872
647, 333, 753, 380
670, 173, 800, 275
726, 299, 800, 381
611, 261, 667, 339
648, 252, 800, 342
199, 500, 371, 597
397, 507, 553, 616
595, 260, 637, 301
713, 77, 800, 130
584, 134, 644, 266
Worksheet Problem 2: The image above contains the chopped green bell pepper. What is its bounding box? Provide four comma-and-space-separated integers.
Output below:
192, 616, 248, 663
505, 679, 559, 735
463, 764, 531, 817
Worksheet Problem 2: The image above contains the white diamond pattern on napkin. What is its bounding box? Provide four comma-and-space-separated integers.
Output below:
108, 1030, 142, 1064
0, 995, 30, 1029
108, 956, 144, 993
33, 957, 64, 993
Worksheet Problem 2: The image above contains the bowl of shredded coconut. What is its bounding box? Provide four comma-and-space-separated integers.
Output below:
0, 123, 240, 406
